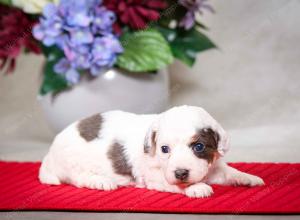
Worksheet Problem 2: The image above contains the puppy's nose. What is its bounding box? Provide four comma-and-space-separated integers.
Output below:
174, 169, 189, 181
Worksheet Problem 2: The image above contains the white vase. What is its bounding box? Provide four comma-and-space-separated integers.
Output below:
39, 68, 169, 133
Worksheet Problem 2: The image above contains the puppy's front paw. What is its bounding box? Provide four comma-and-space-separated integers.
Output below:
146, 182, 183, 193
230, 173, 265, 187
185, 183, 213, 198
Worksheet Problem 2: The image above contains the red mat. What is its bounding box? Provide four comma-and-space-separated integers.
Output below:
0, 161, 300, 214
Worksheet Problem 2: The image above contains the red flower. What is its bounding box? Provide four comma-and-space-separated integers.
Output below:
104, 0, 167, 33
0, 4, 41, 74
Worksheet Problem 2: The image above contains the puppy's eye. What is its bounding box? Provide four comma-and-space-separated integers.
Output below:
193, 143, 205, 152
161, 145, 170, 153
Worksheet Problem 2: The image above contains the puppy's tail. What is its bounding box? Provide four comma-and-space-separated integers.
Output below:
39, 154, 61, 185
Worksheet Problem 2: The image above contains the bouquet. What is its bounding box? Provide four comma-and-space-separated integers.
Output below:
0, 0, 216, 95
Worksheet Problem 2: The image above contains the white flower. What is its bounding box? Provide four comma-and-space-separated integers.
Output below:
12, 0, 59, 14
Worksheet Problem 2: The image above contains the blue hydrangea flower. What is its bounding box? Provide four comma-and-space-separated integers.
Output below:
90, 35, 123, 76
70, 28, 94, 46
92, 6, 116, 34
54, 58, 80, 84
33, 0, 123, 84
33, 3, 63, 46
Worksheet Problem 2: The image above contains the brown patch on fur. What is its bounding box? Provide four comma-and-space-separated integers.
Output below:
144, 131, 156, 156
190, 128, 220, 163
77, 114, 102, 141
108, 142, 132, 176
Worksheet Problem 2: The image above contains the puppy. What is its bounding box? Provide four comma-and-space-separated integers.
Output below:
39, 105, 264, 198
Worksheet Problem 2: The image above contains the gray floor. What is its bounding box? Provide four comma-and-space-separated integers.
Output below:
1, 212, 299, 220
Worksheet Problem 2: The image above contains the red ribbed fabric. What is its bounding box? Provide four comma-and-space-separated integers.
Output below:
0, 161, 299, 213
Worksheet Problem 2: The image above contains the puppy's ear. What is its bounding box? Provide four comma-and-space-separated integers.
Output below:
144, 121, 158, 157
218, 131, 230, 156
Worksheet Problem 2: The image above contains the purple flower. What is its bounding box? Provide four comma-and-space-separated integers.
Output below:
70, 28, 94, 45
72, 46, 92, 69
66, 12, 91, 27
64, 1, 93, 27
179, 0, 214, 30
54, 58, 70, 74
33, 3, 63, 46
33, 0, 123, 84
92, 6, 116, 34
54, 58, 80, 84
90, 35, 123, 76
65, 68, 80, 84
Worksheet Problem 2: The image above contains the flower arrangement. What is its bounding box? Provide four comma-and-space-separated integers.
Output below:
0, 0, 216, 95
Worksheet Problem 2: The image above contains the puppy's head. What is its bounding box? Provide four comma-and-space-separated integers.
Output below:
144, 105, 229, 187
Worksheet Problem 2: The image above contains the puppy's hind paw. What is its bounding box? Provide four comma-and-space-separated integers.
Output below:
79, 176, 118, 191
185, 183, 213, 198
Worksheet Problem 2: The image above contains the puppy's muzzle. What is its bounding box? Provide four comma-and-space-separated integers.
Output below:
174, 169, 189, 181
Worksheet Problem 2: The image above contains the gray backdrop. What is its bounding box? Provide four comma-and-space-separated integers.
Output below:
1, 0, 300, 163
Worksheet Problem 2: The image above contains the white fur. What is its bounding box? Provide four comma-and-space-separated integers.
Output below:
39, 105, 264, 198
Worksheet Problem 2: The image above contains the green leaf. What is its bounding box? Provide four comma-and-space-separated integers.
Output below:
156, 26, 216, 66
172, 28, 216, 66
0, 0, 12, 6
116, 29, 174, 72
39, 46, 69, 95
171, 46, 196, 66
158, 0, 187, 26
195, 21, 209, 30
155, 25, 177, 42
40, 44, 56, 57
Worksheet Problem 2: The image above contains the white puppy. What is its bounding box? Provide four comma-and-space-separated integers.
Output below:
39, 105, 264, 198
